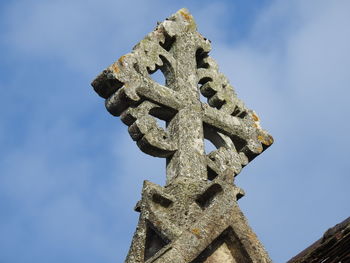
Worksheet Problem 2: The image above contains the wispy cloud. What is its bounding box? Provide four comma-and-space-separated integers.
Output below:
212, 0, 350, 259
1, 0, 349, 262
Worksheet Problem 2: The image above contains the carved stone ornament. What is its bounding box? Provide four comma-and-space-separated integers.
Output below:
92, 8, 273, 263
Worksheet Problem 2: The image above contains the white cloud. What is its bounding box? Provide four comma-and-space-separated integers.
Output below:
1, 0, 349, 262
211, 0, 350, 260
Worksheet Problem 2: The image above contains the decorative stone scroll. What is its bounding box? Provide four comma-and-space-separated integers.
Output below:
92, 8, 273, 263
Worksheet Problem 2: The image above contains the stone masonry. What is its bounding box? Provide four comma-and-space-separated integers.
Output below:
92, 8, 273, 263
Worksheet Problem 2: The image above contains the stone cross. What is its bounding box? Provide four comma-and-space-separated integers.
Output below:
92, 8, 273, 263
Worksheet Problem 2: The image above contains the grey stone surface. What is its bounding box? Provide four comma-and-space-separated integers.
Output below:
92, 8, 273, 263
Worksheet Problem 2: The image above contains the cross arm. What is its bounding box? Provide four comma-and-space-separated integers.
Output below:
202, 104, 273, 161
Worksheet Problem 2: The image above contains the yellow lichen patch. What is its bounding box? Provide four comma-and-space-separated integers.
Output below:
191, 228, 201, 237
258, 135, 274, 146
268, 135, 274, 145
111, 63, 119, 73
257, 135, 264, 142
179, 9, 192, 22
252, 113, 260, 122
118, 55, 126, 64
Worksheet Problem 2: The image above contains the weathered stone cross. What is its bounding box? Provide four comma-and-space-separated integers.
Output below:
92, 8, 273, 263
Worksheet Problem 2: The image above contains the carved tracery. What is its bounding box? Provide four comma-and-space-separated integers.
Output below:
92, 8, 273, 263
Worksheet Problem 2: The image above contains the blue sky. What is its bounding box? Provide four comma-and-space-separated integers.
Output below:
0, 0, 349, 262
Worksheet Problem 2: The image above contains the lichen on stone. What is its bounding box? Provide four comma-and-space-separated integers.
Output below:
92, 8, 273, 263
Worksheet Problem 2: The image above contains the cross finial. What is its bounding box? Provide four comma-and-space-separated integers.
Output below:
92, 8, 273, 263
92, 8, 272, 185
